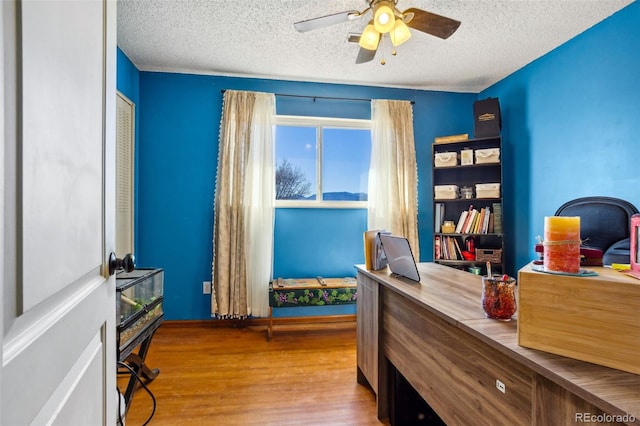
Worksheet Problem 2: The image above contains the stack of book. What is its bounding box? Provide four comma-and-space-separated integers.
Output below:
454, 205, 494, 234
434, 235, 464, 260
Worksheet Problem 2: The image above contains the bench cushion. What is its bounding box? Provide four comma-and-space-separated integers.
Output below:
269, 277, 357, 307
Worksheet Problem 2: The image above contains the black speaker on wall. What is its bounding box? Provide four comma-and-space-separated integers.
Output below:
390, 368, 446, 426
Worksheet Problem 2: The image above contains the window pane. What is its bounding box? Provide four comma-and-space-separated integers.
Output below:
322, 128, 370, 201
275, 125, 316, 200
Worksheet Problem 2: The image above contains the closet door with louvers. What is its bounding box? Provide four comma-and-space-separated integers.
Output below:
116, 92, 135, 257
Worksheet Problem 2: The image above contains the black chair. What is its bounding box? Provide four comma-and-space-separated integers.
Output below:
555, 196, 639, 265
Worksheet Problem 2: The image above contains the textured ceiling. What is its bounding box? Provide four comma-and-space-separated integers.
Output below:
117, 0, 633, 92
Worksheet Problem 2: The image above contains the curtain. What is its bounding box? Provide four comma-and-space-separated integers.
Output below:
368, 99, 420, 260
212, 90, 275, 318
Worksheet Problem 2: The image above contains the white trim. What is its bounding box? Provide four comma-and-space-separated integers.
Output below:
275, 115, 371, 128
0, 0, 6, 407
275, 200, 368, 209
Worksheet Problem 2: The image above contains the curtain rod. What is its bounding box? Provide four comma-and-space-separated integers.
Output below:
220, 89, 414, 105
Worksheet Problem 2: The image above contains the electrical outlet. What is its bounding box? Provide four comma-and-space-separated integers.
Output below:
203, 281, 212, 294
496, 379, 506, 394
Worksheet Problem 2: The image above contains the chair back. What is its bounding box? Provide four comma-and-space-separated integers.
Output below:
555, 196, 639, 251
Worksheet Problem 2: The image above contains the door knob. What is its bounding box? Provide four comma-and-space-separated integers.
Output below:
109, 252, 135, 276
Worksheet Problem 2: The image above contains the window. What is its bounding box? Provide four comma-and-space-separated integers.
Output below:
275, 115, 371, 208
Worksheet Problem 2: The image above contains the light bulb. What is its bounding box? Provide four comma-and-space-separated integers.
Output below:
359, 22, 380, 51
390, 19, 411, 47
373, 1, 395, 33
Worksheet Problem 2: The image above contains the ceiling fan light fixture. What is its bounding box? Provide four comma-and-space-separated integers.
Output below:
359, 22, 380, 50
373, 1, 395, 33
390, 18, 411, 47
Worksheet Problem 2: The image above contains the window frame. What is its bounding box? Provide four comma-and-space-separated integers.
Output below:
274, 115, 371, 209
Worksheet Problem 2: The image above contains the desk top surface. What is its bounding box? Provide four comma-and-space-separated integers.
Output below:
355, 262, 640, 422
357, 262, 486, 324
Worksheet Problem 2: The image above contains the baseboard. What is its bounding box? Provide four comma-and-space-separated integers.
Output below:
161, 314, 356, 329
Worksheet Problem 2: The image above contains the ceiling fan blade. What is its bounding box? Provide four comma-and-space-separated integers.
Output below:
356, 46, 377, 64
294, 10, 362, 33
403, 8, 461, 39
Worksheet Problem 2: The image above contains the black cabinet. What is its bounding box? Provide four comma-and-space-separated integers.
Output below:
432, 136, 505, 275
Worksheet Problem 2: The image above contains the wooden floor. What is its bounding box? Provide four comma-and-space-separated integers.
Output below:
118, 320, 386, 425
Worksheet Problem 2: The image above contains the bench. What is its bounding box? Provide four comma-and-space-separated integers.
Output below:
268, 277, 357, 340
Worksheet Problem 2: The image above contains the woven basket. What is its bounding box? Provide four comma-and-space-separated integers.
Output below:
476, 249, 502, 263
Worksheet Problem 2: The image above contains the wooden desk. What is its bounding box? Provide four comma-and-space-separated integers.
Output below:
356, 263, 640, 425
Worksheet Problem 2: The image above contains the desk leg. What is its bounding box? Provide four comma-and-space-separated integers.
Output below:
377, 356, 389, 420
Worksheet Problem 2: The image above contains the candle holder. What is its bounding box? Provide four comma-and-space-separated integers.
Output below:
481, 275, 517, 321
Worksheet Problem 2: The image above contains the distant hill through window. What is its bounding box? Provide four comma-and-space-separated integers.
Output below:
299, 192, 368, 201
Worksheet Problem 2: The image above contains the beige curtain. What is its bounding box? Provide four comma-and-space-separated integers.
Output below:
212, 90, 275, 318
368, 99, 420, 260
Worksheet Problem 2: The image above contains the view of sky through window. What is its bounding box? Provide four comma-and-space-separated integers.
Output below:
322, 128, 370, 200
275, 124, 371, 202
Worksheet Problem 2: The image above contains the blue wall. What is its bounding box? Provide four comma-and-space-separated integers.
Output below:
114, 65, 474, 320
116, 49, 139, 105
480, 2, 640, 272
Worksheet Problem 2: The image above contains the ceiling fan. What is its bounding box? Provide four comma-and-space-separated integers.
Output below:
293, 0, 461, 64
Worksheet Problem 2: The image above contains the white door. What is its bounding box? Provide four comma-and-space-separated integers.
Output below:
1, 1, 117, 424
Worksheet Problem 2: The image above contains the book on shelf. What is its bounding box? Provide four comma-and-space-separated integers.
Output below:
435, 203, 445, 233
447, 204, 497, 235
455, 211, 468, 233
440, 236, 449, 260
492, 202, 503, 233
465, 209, 479, 234
474, 208, 484, 233
477, 207, 490, 234
453, 238, 464, 259
441, 236, 449, 259
474, 208, 482, 233
460, 206, 474, 233
482, 206, 491, 233
447, 237, 457, 260
436, 236, 464, 260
